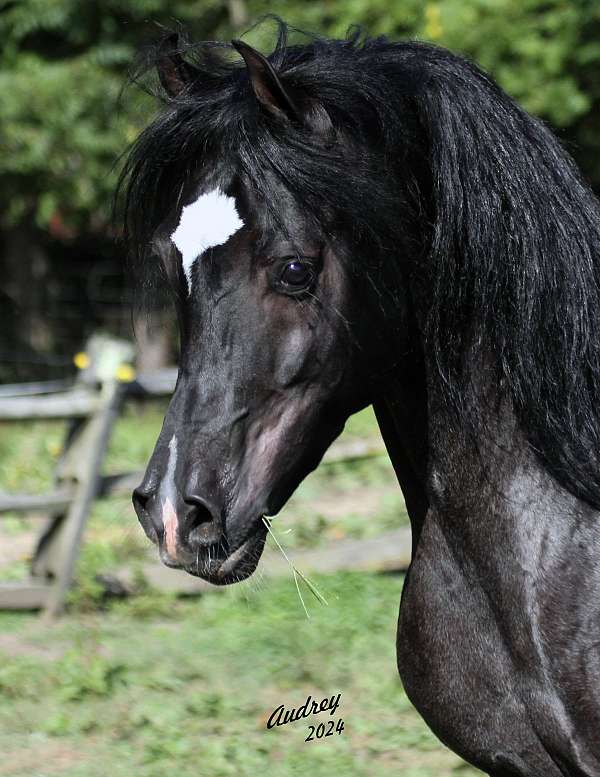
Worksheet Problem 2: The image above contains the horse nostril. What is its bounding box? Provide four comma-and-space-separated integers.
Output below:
132, 487, 150, 517
132, 487, 160, 544
183, 495, 222, 547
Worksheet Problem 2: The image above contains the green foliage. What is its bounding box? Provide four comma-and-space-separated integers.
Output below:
2, 0, 600, 236
55, 648, 125, 702
0, 0, 229, 232
0, 654, 44, 698
249, 0, 600, 131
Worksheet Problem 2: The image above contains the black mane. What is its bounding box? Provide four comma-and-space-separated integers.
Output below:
120, 19, 600, 510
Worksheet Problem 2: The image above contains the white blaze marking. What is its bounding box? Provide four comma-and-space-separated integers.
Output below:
170, 187, 244, 292
160, 435, 179, 558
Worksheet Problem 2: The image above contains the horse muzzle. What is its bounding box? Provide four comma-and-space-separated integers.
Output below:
132, 484, 267, 584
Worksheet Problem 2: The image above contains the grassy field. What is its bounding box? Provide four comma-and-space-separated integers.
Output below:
0, 405, 482, 777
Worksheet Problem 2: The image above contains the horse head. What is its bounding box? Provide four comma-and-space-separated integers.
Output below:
127, 36, 408, 582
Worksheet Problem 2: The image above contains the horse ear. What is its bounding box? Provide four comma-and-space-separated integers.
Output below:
232, 39, 302, 124
157, 34, 200, 97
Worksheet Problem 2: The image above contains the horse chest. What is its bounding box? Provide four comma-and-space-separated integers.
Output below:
396, 499, 600, 776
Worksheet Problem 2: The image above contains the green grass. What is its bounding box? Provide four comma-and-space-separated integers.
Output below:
0, 573, 481, 777
0, 403, 482, 776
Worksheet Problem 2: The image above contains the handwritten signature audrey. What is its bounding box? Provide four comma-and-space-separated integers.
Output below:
266, 693, 342, 729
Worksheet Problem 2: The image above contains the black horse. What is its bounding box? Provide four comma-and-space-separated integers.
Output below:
121, 22, 600, 776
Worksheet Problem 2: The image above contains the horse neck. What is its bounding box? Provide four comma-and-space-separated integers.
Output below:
372, 344, 587, 552
371, 346, 429, 548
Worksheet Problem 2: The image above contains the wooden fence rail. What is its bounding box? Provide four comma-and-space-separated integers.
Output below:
0, 336, 393, 619
0, 337, 179, 619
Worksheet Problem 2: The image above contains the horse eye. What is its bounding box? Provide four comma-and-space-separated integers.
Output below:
279, 260, 313, 289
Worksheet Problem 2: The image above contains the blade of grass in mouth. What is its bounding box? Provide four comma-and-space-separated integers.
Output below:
262, 517, 328, 617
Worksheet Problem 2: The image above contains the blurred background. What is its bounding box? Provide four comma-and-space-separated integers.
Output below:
1, 1, 599, 775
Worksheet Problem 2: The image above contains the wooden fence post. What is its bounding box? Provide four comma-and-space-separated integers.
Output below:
39, 382, 123, 620
0, 336, 134, 617
39, 336, 134, 620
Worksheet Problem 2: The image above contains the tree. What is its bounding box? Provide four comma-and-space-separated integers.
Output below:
2, 0, 600, 377
0, 0, 235, 376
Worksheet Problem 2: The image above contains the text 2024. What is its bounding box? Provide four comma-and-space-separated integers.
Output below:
305, 718, 345, 742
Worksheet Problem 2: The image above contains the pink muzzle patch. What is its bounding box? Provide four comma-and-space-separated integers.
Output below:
162, 497, 179, 558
